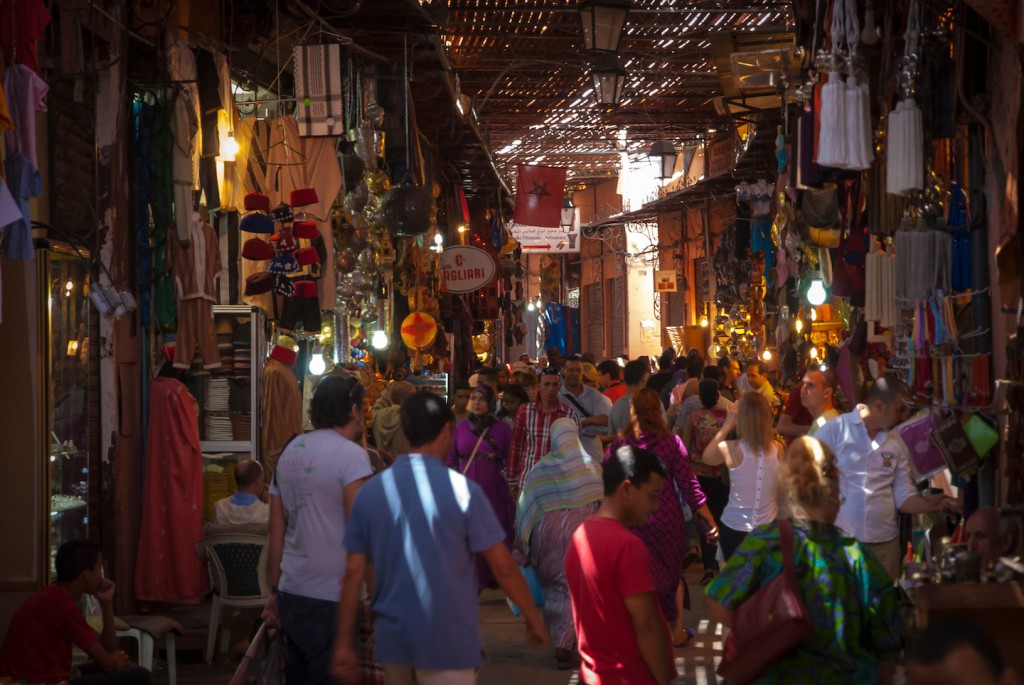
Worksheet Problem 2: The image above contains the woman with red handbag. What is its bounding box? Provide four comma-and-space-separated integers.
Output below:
706, 437, 902, 684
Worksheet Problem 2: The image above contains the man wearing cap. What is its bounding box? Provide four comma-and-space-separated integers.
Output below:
559, 355, 612, 461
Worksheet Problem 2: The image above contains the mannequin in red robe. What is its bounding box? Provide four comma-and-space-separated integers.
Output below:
134, 365, 208, 603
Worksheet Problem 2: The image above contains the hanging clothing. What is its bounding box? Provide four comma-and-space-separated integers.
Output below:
3, 64, 47, 170
0, 0, 50, 75
865, 251, 897, 329
194, 48, 221, 211
134, 376, 208, 604
3, 154, 38, 260
261, 357, 303, 479
544, 302, 567, 356
169, 217, 222, 368
168, 40, 200, 245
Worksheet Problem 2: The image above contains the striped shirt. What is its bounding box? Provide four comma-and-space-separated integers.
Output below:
508, 402, 580, 487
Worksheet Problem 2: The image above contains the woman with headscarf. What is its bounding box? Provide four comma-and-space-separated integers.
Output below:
515, 418, 603, 670
608, 388, 719, 647
445, 383, 514, 591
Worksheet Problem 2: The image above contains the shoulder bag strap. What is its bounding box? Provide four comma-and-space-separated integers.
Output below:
777, 517, 796, 578
561, 391, 591, 418
461, 427, 490, 475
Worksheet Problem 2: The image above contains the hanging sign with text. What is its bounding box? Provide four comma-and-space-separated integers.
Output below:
441, 245, 496, 293
508, 223, 581, 253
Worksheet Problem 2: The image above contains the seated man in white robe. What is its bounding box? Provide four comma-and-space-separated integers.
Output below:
212, 460, 269, 526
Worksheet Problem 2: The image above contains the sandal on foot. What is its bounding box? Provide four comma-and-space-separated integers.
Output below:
673, 628, 696, 648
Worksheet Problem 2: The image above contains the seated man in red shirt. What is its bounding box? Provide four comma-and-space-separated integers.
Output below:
0, 539, 150, 685
565, 444, 676, 685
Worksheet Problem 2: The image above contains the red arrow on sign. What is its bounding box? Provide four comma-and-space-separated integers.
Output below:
521, 244, 551, 249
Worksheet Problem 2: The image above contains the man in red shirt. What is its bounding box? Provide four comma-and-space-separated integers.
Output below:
565, 444, 676, 685
0, 540, 150, 684
597, 360, 627, 404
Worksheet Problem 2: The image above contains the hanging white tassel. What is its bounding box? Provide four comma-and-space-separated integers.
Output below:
817, 71, 847, 168
905, 98, 924, 192
844, 74, 874, 170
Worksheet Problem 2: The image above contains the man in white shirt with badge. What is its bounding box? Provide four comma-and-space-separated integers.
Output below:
814, 375, 959, 580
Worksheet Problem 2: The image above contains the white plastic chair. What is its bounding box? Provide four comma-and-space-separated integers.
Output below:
196, 532, 270, 664
116, 615, 183, 685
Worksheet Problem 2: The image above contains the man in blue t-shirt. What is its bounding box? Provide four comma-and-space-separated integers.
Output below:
331, 392, 549, 684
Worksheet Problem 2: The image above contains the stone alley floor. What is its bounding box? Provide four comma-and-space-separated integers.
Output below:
148, 566, 725, 685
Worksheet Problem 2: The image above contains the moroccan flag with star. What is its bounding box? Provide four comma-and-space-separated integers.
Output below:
514, 165, 567, 228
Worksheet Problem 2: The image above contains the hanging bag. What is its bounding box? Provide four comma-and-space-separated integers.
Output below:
717, 518, 812, 685
801, 187, 841, 248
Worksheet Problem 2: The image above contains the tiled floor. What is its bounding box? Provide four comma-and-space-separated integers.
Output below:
149, 567, 724, 684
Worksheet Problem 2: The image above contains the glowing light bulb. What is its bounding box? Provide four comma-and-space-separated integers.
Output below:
371, 330, 389, 350
806, 276, 828, 306
457, 224, 468, 233
762, 349, 772, 361
527, 301, 535, 312
809, 347, 820, 360
434, 233, 444, 246
65, 280, 74, 292
810, 308, 818, 321
699, 316, 709, 328
308, 353, 326, 376
795, 319, 804, 333
222, 132, 240, 160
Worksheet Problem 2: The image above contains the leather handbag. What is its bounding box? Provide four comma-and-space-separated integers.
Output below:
801, 187, 841, 248
930, 412, 980, 475
717, 518, 812, 685
898, 412, 945, 481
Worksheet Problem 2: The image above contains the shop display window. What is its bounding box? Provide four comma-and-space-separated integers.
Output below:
42, 244, 93, 580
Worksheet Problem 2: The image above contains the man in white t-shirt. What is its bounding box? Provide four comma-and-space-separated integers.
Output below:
263, 374, 373, 683
212, 460, 269, 526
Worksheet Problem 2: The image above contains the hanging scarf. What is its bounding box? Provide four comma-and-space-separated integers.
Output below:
515, 418, 604, 556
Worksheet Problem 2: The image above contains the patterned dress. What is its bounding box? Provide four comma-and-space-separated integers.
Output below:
607, 432, 707, 623
527, 502, 600, 649
707, 519, 903, 683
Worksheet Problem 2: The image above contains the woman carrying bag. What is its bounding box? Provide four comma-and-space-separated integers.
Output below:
706, 437, 902, 684
446, 383, 515, 591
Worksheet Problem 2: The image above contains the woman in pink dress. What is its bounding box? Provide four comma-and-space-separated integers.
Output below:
445, 383, 514, 591
607, 388, 719, 646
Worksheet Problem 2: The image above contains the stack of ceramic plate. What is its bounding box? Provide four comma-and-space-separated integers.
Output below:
233, 341, 251, 374
204, 378, 230, 412
229, 378, 250, 413
231, 413, 252, 441
204, 413, 233, 441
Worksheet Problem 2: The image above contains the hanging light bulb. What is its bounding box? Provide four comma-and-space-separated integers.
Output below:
762, 349, 773, 361
371, 330, 389, 350
699, 316, 709, 328
810, 307, 818, 321
527, 300, 536, 312
806, 273, 828, 306
536, 296, 543, 310
308, 352, 327, 376
434, 233, 444, 246
795, 319, 804, 333
809, 346, 820, 360
221, 132, 240, 160
65, 280, 74, 292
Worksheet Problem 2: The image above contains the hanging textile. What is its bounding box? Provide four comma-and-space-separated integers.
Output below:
134, 376, 208, 604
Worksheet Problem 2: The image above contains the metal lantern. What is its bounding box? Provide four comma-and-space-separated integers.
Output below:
579, 0, 631, 54
648, 139, 678, 180
591, 53, 627, 107
561, 195, 576, 231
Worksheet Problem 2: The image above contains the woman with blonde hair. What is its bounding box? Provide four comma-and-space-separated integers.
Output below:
706, 437, 902, 682
607, 388, 718, 647
702, 391, 781, 560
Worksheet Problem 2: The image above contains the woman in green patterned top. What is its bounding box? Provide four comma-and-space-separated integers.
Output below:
706, 436, 903, 684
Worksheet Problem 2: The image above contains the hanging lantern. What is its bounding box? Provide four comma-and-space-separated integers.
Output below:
381, 185, 434, 237
591, 52, 627, 107
648, 139, 678, 180
579, 0, 631, 54
561, 195, 576, 232
400, 311, 438, 350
